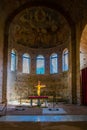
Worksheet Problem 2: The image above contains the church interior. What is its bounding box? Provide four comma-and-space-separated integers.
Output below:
0, 0, 87, 129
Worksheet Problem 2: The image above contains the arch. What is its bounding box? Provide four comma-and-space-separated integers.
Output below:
11, 49, 17, 71
80, 24, 87, 105
5, 1, 74, 28
50, 53, 58, 74
3, 1, 74, 103
36, 55, 45, 74
62, 48, 69, 71
22, 53, 30, 74
80, 24, 87, 70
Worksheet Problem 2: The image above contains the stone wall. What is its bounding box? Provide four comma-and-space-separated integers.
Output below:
8, 72, 69, 103
7, 42, 70, 103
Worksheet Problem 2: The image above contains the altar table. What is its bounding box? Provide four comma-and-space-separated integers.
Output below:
29, 96, 48, 107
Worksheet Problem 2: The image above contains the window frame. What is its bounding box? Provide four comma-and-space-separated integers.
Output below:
36, 55, 45, 74
62, 48, 69, 71
50, 53, 58, 74
22, 53, 30, 74
11, 49, 17, 72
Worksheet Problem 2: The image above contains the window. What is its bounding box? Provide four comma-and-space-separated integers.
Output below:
36, 55, 45, 74
50, 53, 58, 74
62, 48, 69, 71
11, 49, 17, 71
22, 53, 30, 73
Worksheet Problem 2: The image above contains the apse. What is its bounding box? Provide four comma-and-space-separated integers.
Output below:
7, 6, 71, 104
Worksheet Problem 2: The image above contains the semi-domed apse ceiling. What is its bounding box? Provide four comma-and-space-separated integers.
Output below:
9, 7, 70, 49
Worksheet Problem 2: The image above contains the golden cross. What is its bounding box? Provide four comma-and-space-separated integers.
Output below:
35, 81, 46, 96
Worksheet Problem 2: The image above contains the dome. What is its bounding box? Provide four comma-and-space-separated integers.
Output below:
9, 6, 70, 49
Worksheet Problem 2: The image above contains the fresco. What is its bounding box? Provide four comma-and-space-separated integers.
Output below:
10, 7, 70, 48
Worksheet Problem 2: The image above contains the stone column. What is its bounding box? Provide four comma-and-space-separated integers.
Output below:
18, 53, 22, 73
70, 25, 80, 104
76, 23, 82, 105
2, 35, 8, 104
30, 55, 36, 74
71, 28, 77, 104
58, 51, 62, 73
45, 54, 50, 74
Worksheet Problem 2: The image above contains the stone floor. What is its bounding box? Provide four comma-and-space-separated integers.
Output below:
5, 102, 87, 115
0, 102, 87, 130
0, 115, 87, 122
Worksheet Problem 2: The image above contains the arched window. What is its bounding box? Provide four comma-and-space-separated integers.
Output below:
36, 55, 45, 74
22, 53, 30, 74
50, 53, 58, 74
62, 48, 69, 71
11, 49, 17, 71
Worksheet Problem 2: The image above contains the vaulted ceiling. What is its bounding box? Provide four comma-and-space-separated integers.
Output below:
0, 0, 87, 68
9, 6, 70, 48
